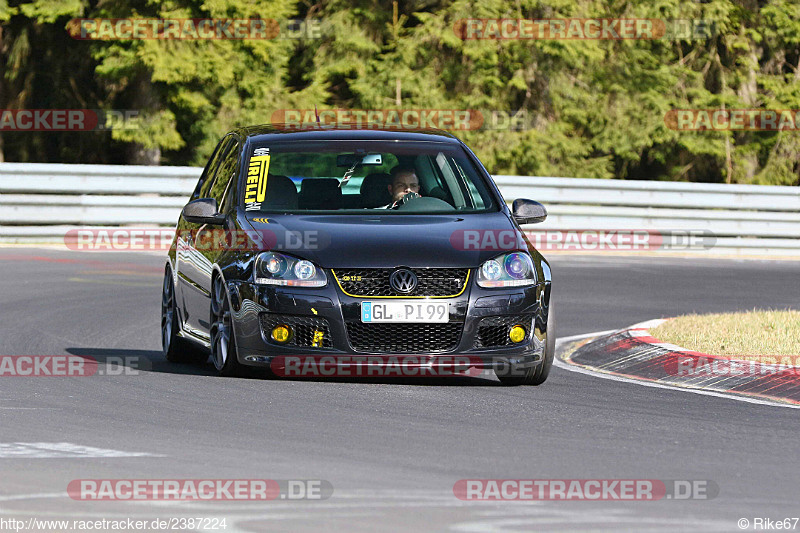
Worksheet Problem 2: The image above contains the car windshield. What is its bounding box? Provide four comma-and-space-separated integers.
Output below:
240, 140, 497, 213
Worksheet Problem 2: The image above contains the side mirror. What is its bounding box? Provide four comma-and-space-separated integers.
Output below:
182, 198, 226, 225
512, 199, 547, 224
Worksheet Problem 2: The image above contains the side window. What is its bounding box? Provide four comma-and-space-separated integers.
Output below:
417, 155, 445, 191
453, 160, 485, 208
215, 139, 241, 212
435, 152, 466, 208
198, 136, 235, 200
192, 136, 229, 200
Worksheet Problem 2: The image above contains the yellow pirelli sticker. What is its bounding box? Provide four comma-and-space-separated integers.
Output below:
244, 149, 270, 206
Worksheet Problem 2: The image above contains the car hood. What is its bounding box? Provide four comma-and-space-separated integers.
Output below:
243, 212, 525, 268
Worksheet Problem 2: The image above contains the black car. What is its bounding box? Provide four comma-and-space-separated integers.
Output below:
161, 125, 554, 385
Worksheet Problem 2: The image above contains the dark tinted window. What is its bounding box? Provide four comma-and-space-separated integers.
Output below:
240, 140, 497, 214
199, 136, 236, 201
193, 136, 230, 200
213, 139, 240, 210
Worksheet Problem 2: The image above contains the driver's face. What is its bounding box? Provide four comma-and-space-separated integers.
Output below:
388, 171, 420, 202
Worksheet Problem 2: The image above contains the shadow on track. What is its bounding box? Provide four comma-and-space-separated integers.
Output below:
64, 347, 503, 386
65, 347, 216, 376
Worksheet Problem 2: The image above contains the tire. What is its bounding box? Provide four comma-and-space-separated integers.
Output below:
162, 268, 209, 364
496, 303, 556, 386
210, 275, 245, 377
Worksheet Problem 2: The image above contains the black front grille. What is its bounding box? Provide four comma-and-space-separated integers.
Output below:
474, 315, 534, 348
345, 322, 462, 353
260, 314, 333, 348
333, 268, 469, 297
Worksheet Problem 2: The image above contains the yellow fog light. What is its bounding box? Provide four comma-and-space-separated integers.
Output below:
509, 325, 526, 343
271, 325, 292, 343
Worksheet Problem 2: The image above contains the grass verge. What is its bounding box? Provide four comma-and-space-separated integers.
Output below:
650, 309, 800, 358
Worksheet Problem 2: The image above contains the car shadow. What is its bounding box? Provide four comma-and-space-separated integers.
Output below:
64, 347, 504, 386
269, 373, 502, 387
65, 347, 217, 377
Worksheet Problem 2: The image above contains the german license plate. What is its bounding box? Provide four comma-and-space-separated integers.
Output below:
361, 301, 449, 323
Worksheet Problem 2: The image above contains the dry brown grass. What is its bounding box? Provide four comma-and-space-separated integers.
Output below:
650, 309, 800, 358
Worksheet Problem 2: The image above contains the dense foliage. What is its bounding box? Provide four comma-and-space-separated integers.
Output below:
1, 0, 798, 185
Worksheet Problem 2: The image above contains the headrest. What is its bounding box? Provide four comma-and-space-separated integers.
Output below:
299, 178, 342, 210
261, 174, 298, 210
360, 172, 392, 208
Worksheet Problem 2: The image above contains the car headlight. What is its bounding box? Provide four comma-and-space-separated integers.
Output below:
477, 252, 536, 288
254, 252, 327, 287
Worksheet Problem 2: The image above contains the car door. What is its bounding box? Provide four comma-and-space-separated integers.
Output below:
179, 135, 241, 338
177, 135, 235, 338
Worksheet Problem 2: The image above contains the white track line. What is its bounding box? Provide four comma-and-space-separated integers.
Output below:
0, 407, 61, 410
0, 443, 163, 459
554, 333, 800, 410
0, 492, 64, 502
556, 330, 619, 343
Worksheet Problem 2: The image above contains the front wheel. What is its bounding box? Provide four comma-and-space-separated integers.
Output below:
210, 275, 245, 377
496, 303, 555, 386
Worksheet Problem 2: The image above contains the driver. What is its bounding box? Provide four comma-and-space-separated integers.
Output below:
382, 166, 422, 209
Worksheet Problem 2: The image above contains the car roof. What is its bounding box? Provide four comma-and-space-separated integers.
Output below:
234, 123, 463, 144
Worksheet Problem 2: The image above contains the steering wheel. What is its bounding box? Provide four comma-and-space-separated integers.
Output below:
387, 192, 421, 209
395, 194, 454, 212
399, 192, 421, 205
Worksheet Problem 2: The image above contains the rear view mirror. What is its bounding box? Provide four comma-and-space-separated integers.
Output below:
182, 198, 226, 225
512, 199, 547, 224
336, 153, 383, 167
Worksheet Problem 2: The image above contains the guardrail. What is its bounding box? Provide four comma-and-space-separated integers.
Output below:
0, 163, 198, 238
1, 163, 798, 256
493, 175, 800, 256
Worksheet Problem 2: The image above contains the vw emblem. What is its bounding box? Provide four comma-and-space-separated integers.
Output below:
390, 269, 418, 293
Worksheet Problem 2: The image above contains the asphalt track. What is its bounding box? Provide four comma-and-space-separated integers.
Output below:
0, 247, 799, 532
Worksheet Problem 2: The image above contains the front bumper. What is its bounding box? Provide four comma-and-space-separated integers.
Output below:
227, 274, 550, 370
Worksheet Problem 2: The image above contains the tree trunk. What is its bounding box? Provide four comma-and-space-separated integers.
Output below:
736, 43, 760, 183
125, 143, 160, 166
125, 71, 161, 165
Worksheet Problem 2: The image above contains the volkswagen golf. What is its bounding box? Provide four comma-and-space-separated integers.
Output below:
161, 125, 554, 385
